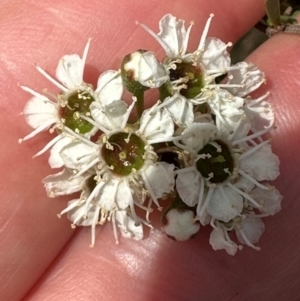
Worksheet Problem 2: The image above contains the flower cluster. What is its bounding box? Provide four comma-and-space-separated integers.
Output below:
19, 14, 282, 255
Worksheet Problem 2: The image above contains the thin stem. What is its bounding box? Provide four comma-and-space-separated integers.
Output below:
134, 89, 145, 120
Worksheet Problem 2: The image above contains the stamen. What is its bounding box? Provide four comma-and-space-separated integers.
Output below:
196, 177, 205, 218
226, 182, 262, 208
121, 97, 137, 129
111, 211, 119, 245
79, 114, 108, 134
90, 206, 101, 248
81, 38, 91, 80
223, 227, 239, 249
137, 21, 174, 56
19, 85, 52, 102
35, 64, 68, 92
141, 170, 162, 209
181, 21, 193, 55
59, 199, 84, 216
232, 128, 270, 146
63, 126, 97, 147
197, 185, 214, 218
18, 120, 55, 143
84, 181, 104, 213
238, 169, 270, 190
238, 139, 270, 160
145, 198, 153, 222
33, 134, 64, 158
198, 14, 214, 51
238, 229, 261, 250
72, 158, 99, 179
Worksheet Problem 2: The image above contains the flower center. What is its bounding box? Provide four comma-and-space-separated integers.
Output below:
59, 90, 95, 134
169, 61, 204, 98
102, 132, 146, 176
196, 139, 234, 183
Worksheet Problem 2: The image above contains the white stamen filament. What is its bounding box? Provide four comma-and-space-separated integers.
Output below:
79, 114, 109, 134
121, 97, 137, 129
198, 14, 214, 51
238, 229, 261, 250
72, 157, 99, 179
141, 171, 161, 209
226, 182, 261, 208
81, 39, 91, 80
138, 22, 174, 56
90, 206, 101, 247
63, 126, 97, 147
197, 185, 214, 218
35, 65, 68, 92
238, 169, 270, 190
19, 119, 55, 143
33, 134, 64, 158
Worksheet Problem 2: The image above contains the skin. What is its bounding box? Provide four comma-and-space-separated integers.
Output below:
1, 0, 300, 300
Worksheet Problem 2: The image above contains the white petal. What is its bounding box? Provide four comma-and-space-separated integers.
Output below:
209, 227, 238, 256
138, 51, 167, 88
179, 122, 217, 153
96, 70, 123, 105
60, 141, 97, 170
96, 178, 120, 211
201, 38, 231, 70
233, 176, 255, 192
176, 169, 200, 206
142, 162, 175, 200
48, 136, 73, 168
239, 144, 280, 181
157, 14, 187, 56
236, 216, 265, 245
139, 107, 174, 143
226, 62, 265, 97
207, 186, 243, 222
90, 100, 128, 132
116, 180, 131, 209
250, 187, 282, 215
23, 96, 57, 129
163, 208, 200, 241
42, 169, 84, 197
207, 90, 249, 139
56, 54, 83, 88
116, 210, 143, 240
163, 94, 194, 127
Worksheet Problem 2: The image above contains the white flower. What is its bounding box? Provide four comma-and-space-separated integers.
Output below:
57, 99, 175, 244
59, 199, 144, 246
19, 40, 123, 159
175, 121, 280, 225
137, 14, 265, 127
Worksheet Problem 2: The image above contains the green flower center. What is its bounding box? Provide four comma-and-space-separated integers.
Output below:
102, 132, 146, 176
196, 139, 234, 183
59, 90, 95, 134
169, 61, 204, 99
